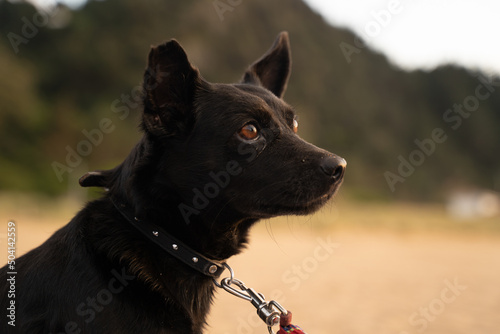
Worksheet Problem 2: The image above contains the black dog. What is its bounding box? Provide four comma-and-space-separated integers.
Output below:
0, 32, 345, 334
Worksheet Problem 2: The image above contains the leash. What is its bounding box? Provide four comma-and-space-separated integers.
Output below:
110, 196, 306, 333
213, 263, 307, 334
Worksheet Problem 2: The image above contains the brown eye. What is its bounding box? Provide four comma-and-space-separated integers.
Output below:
238, 123, 259, 140
293, 119, 299, 133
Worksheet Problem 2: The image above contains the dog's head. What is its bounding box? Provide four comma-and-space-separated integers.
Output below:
80, 32, 345, 254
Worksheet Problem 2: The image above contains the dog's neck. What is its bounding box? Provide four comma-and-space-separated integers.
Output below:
97, 195, 256, 332
124, 195, 256, 261
107, 137, 257, 262
87, 197, 251, 332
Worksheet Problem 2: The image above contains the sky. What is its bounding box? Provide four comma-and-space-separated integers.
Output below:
303, 0, 500, 75
32, 0, 500, 75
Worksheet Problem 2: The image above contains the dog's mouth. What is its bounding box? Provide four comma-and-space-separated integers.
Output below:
257, 190, 336, 217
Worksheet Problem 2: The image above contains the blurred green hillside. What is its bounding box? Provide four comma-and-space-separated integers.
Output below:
0, 0, 499, 200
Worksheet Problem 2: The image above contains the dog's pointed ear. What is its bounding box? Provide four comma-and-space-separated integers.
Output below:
242, 31, 291, 98
79, 170, 113, 188
142, 40, 202, 137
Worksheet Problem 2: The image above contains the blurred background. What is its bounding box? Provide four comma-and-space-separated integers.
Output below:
1, 0, 499, 333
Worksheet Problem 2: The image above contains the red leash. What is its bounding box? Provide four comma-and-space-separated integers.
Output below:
277, 311, 306, 334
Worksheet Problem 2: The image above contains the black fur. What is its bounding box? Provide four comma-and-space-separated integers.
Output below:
0, 32, 345, 334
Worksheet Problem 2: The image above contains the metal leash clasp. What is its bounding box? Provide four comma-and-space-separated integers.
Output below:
213, 263, 288, 333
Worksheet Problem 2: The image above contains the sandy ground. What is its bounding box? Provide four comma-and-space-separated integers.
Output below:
206, 225, 500, 334
1, 198, 499, 334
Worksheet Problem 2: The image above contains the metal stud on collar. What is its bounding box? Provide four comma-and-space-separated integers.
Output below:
110, 197, 225, 279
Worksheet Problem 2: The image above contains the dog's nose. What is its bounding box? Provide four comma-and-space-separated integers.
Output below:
320, 155, 346, 182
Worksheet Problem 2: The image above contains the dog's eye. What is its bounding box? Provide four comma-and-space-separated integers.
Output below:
238, 123, 259, 140
293, 119, 299, 133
